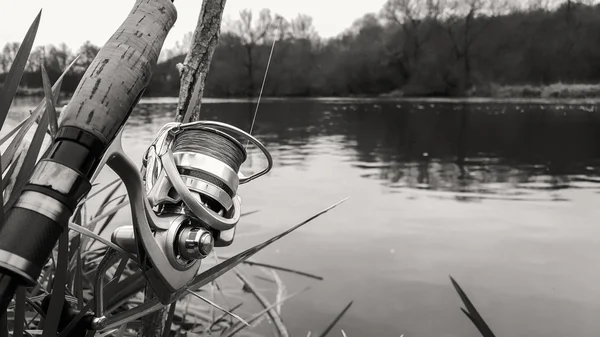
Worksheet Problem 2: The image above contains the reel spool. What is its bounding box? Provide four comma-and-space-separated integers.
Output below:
110, 121, 272, 303
144, 123, 246, 246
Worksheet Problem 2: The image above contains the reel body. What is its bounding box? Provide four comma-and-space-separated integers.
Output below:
108, 120, 272, 304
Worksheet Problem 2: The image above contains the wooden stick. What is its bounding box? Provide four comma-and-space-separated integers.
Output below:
176, 0, 227, 122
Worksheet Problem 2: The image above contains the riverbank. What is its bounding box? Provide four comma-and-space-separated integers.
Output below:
382, 83, 600, 100
0, 85, 44, 97
484, 83, 600, 99
9, 83, 600, 101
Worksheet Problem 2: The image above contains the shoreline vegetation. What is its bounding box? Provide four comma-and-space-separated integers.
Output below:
8, 82, 600, 101
4, 1, 600, 102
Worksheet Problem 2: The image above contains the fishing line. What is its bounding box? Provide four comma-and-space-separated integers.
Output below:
246, 23, 279, 148
173, 129, 246, 172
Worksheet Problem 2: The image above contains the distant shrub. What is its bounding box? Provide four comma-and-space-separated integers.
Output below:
486, 82, 600, 99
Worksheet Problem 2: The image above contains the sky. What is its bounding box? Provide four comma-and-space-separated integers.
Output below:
0, 0, 388, 51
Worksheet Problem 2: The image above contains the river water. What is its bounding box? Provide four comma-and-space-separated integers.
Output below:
7, 97, 600, 337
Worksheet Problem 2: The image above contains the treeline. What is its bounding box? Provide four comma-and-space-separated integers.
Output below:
3, 0, 600, 98
0, 41, 99, 95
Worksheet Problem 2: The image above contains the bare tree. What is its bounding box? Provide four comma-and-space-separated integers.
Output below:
380, 0, 444, 84
289, 14, 318, 41
527, 0, 554, 11
443, 0, 499, 94
45, 43, 72, 73
0, 42, 21, 73
74, 41, 100, 73
159, 32, 193, 62
225, 8, 276, 96
25, 46, 44, 73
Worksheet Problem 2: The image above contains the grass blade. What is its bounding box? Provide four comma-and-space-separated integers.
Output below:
316, 301, 353, 337
25, 297, 46, 319
40, 65, 58, 138
106, 257, 129, 287
270, 270, 286, 316
222, 287, 310, 337
86, 199, 130, 235
29, 54, 79, 125
216, 257, 324, 281
42, 231, 69, 337
3, 111, 48, 213
185, 198, 349, 294
253, 274, 276, 284
74, 239, 84, 309
116, 324, 127, 337
205, 302, 244, 332
78, 178, 121, 206
241, 210, 260, 217
68, 222, 134, 261
234, 268, 287, 337
161, 303, 177, 337
185, 289, 250, 327
0, 116, 29, 146
0, 10, 41, 128
56, 301, 93, 337
96, 329, 118, 337
14, 287, 26, 337
94, 181, 124, 217
2, 138, 29, 202
81, 183, 126, 249
449, 276, 496, 337
95, 195, 128, 235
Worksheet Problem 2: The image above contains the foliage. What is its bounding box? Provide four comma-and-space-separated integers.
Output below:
4, 1, 600, 98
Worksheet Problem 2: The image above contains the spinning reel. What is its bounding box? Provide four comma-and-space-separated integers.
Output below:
105, 120, 272, 306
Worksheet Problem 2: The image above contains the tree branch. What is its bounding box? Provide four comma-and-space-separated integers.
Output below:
175, 0, 227, 122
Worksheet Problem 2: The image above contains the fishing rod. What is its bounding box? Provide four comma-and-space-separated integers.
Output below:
0, 0, 177, 314
0, 0, 275, 331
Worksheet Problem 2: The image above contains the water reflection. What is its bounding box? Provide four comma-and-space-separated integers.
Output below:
121, 99, 600, 202
8, 97, 599, 202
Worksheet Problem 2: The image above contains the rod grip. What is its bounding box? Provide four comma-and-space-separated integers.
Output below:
59, 0, 177, 147
0, 206, 63, 285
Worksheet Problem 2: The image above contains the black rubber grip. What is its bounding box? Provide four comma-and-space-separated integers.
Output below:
0, 207, 63, 283
0, 274, 20, 315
